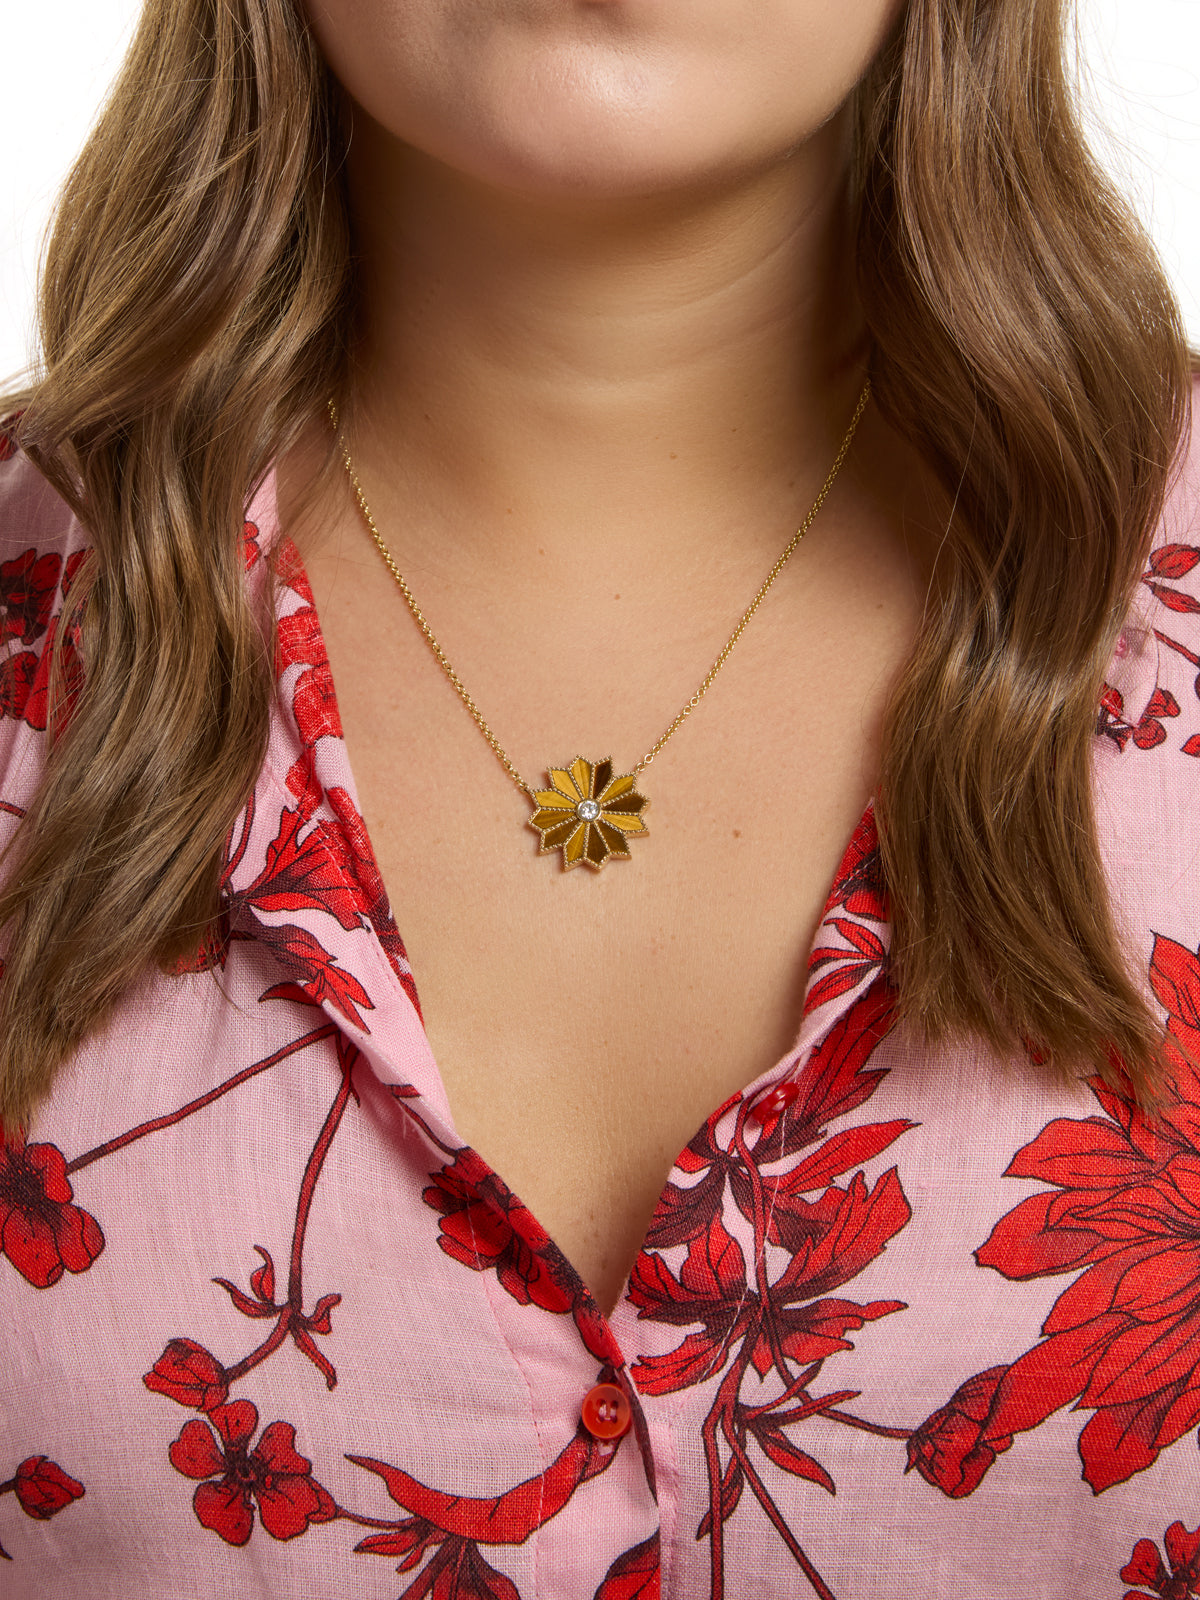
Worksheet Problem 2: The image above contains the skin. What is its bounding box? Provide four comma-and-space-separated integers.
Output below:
291, 0, 940, 1314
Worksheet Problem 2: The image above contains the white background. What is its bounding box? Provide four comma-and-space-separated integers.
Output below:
3, 0, 1199, 383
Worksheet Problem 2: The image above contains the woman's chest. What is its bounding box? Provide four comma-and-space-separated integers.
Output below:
321, 599, 911, 1312
298, 497, 930, 1311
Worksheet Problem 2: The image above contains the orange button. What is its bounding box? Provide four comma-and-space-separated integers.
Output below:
751, 1081, 799, 1123
581, 1383, 632, 1441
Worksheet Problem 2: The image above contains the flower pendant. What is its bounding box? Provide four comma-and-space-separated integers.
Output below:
527, 757, 649, 870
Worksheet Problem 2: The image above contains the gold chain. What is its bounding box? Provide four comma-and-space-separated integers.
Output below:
331, 378, 871, 798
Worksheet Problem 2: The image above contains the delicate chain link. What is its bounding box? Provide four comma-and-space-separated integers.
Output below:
331, 377, 870, 797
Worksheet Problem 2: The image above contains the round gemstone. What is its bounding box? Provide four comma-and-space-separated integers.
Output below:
576, 798, 600, 821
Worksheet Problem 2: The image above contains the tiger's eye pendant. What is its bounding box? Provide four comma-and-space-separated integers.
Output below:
527, 757, 649, 870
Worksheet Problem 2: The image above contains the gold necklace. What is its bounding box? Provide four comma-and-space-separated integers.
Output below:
330, 380, 870, 872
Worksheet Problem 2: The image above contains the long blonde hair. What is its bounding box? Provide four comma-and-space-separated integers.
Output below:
0, 0, 1193, 1124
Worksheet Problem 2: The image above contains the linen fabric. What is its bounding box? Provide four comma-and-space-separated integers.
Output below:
2, 404, 1200, 1600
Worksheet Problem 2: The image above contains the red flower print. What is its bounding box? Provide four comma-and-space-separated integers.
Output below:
323, 785, 420, 1011
0, 1137, 104, 1287
286, 749, 323, 822
805, 810, 890, 1010
913, 933, 1200, 1496
0, 549, 61, 646
904, 1366, 1012, 1498
1147, 582, 1200, 616
805, 918, 888, 1015
1122, 1524, 1200, 1599
239, 804, 365, 933
1148, 545, 1200, 581
349, 1427, 617, 1594
60, 548, 89, 600
593, 1536, 661, 1599
1143, 540, 1200, 617
631, 1182, 906, 1395
256, 920, 374, 1028
277, 605, 342, 745
821, 807, 887, 922
11, 1457, 84, 1519
242, 520, 261, 572
0, 1455, 84, 1561
144, 1338, 229, 1411
276, 537, 315, 606
426, 1147, 575, 1314
213, 1241, 343, 1389
0, 651, 36, 720
629, 978, 911, 1599
422, 1145, 619, 1364
168, 1399, 335, 1546
293, 661, 342, 746
21, 610, 84, 733
1097, 683, 1181, 752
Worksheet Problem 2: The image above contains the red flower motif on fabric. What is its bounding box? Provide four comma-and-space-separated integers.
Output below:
912, 933, 1200, 1497
904, 1366, 1011, 1497
422, 1142, 620, 1365
276, 536, 315, 607
11, 1457, 85, 1519
593, 1536, 661, 1600
629, 978, 912, 1599
277, 604, 342, 746
255, 921, 374, 1027
0, 1455, 85, 1561
349, 1428, 618, 1596
22, 609, 84, 733
1097, 683, 1181, 753
1099, 543, 1200, 756
0, 557, 87, 733
822, 807, 887, 922
323, 784, 420, 1012
0, 1137, 104, 1287
0, 549, 61, 646
242, 520, 261, 572
144, 1338, 230, 1412
805, 808, 889, 1014
0, 651, 36, 721
1122, 1524, 1200, 1600
1143, 543, 1200, 616
231, 803, 376, 1027
169, 1399, 335, 1546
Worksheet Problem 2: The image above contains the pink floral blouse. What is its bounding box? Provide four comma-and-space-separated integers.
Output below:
2, 401, 1200, 1600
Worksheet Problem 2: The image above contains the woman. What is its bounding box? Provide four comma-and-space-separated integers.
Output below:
0, 0, 1196, 1593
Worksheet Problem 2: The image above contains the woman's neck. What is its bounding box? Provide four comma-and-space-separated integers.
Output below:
340, 104, 871, 578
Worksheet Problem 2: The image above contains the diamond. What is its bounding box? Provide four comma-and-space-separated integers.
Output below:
576, 799, 600, 821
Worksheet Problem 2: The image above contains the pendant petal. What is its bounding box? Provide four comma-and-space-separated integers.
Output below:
591, 758, 613, 799
532, 788, 576, 813
548, 767, 584, 801
537, 818, 580, 851
563, 822, 589, 866
570, 756, 594, 801
530, 806, 575, 834
584, 823, 609, 868
599, 809, 648, 834
596, 821, 630, 858
597, 772, 636, 804
600, 791, 648, 816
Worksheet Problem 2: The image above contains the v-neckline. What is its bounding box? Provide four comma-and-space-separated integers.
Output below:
248, 468, 894, 1327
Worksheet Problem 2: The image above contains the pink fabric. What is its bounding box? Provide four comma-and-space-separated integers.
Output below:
1, 404, 1200, 1598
